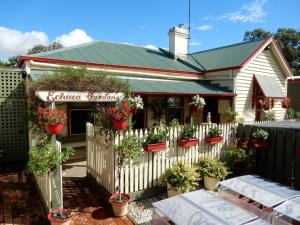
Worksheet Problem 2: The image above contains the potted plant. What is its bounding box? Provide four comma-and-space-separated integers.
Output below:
161, 161, 199, 197
226, 143, 250, 175
107, 102, 131, 130
38, 107, 66, 135
177, 124, 199, 148
224, 107, 239, 123
27, 138, 74, 225
281, 97, 291, 108
143, 125, 169, 152
205, 127, 223, 144
252, 129, 270, 149
127, 95, 143, 114
194, 157, 229, 191
189, 95, 206, 112
109, 136, 141, 217
258, 98, 272, 110
264, 111, 276, 121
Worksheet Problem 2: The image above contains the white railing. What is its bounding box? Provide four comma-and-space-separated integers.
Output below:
87, 123, 237, 194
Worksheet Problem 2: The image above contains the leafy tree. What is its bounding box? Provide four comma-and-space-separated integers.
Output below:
7, 56, 20, 67
28, 41, 63, 55
244, 28, 300, 75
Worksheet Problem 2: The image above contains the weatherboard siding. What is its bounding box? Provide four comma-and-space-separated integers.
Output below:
205, 70, 234, 91
288, 82, 300, 111
235, 49, 287, 121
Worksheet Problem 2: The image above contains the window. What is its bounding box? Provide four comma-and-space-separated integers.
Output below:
70, 109, 91, 135
167, 97, 182, 125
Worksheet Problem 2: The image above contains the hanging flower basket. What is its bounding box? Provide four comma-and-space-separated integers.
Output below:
177, 138, 199, 148
191, 106, 201, 112
130, 109, 138, 115
189, 95, 205, 112
113, 120, 128, 130
281, 97, 291, 108
205, 136, 224, 144
45, 123, 64, 135
257, 97, 272, 110
252, 139, 270, 149
143, 142, 166, 152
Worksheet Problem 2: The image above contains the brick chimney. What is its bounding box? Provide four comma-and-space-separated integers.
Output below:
168, 24, 189, 57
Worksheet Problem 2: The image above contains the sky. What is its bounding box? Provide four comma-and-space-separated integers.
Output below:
0, 0, 299, 60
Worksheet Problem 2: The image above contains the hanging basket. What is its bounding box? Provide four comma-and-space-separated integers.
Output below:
130, 109, 138, 115
191, 106, 201, 112
252, 139, 270, 149
143, 142, 166, 152
262, 104, 270, 110
113, 120, 128, 130
45, 123, 64, 135
177, 138, 199, 148
205, 136, 224, 144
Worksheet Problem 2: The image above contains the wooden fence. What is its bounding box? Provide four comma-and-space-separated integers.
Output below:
86, 123, 237, 195
237, 120, 300, 189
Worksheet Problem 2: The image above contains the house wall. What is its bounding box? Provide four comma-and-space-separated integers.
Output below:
288, 81, 300, 112
204, 70, 235, 91
235, 49, 287, 121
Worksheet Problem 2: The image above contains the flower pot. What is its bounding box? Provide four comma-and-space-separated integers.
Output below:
45, 123, 64, 135
281, 102, 290, 108
262, 104, 270, 110
167, 183, 184, 198
204, 176, 220, 191
252, 139, 270, 149
177, 138, 199, 148
191, 106, 201, 112
48, 209, 72, 225
113, 120, 128, 130
205, 136, 224, 144
109, 193, 130, 217
143, 142, 166, 152
130, 109, 138, 114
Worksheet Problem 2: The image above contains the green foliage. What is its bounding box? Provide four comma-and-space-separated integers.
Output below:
181, 124, 197, 140
115, 136, 142, 165
243, 28, 300, 75
144, 125, 169, 145
169, 119, 180, 128
161, 161, 199, 192
207, 127, 222, 138
286, 107, 295, 119
224, 107, 244, 123
194, 157, 229, 180
27, 138, 74, 176
295, 112, 300, 119
252, 129, 269, 141
264, 111, 276, 121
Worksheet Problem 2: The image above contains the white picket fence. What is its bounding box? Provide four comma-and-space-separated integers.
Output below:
86, 122, 238, 195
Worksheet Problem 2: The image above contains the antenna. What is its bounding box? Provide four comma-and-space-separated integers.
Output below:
188, 0, 191, 54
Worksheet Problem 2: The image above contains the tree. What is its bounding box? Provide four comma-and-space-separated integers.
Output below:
7, 56, 20, 67
244, 29, 271, 41
28, 41, 63, 55
244, 28, 300, 75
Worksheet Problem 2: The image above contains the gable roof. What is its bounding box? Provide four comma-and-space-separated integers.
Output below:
20, 41, 200, 74
188, 38, 270, 71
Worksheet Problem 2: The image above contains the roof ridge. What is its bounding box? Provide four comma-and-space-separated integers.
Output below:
190, 37, 270, 55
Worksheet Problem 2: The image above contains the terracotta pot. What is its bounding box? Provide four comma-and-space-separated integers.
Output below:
48, 209, 72, 225
252, 139, 270, 149
204, 176, 220, 191
109, 193, 130, 217
205, 136, 224, 144
113, 120, 128, 130
191, 106, 201, 112
144, 143, 166, 152
177, 138, 199, 148
167, 183, 184, 198
45, 123, 64, 135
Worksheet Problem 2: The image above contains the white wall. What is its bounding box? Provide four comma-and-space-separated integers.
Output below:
204, 70, 235, 91
235, 48, 287, 121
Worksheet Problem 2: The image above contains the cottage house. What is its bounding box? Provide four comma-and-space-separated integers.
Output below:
18, 25, 292, 139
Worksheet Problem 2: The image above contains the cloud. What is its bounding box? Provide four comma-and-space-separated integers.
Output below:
190, 40, 202, 46
144, 44, 158, 50
55, 29, 93, 47
0, 26, 49, 58
220, 0, 267, 23
197, 25, 212, 31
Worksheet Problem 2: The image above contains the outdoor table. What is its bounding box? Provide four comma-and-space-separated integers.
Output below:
152, 189, 260, 225
219, 175, 300, 208
273, 196, 300, 223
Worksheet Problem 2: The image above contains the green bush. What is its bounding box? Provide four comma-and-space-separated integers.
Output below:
181, 124, 197, 140
144, 125, 169, 145
162, 161, 199, 192
207, 127, 222, 138
286, 108, 295, 119
194, 157, 229, 180
264, 111, 276, 121
115, 136, 142, 165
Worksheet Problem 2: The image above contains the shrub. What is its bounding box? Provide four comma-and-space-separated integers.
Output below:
252, 129, 269, 141
161, 161, 199, 192
207, 127, 222, 138
264, 111, 276, 121
144, 125, 169, 145
114, 136, 142, 165
194, 157, 229, 180
286, 108, 295, 119
181, 124, 197, 140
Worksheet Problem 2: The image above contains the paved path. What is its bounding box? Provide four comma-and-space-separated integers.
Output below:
0, 164, 133, 225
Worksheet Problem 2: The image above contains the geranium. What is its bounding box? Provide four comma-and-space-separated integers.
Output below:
38, 107, 66, 125
127, 95, 143, 110
281, 97, 291, 108
189, 95, 206, 109
259, 98, 271, 107
107, 103, 131, 121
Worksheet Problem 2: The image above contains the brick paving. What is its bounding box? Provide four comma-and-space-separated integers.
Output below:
0, 163, 134, 225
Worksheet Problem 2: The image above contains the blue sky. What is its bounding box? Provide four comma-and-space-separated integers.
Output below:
0, 0, 299, 60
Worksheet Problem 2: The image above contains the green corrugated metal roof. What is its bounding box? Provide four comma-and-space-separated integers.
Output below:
128, 79, 233, 95
254, 74, 284, 97
28, 41, 198, 72
188, 38, 267, 70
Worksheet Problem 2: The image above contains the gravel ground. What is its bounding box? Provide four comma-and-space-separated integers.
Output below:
128, 194, 167, 225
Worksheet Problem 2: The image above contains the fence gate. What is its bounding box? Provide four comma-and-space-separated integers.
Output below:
0, 68, 28, 162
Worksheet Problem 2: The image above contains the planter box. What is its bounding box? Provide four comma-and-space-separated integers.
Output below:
45, 123, 63, 135
144, 142, 166, 152
205, 136, 224, 144
177, 138, 199, 148
252, 139, 270, 149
